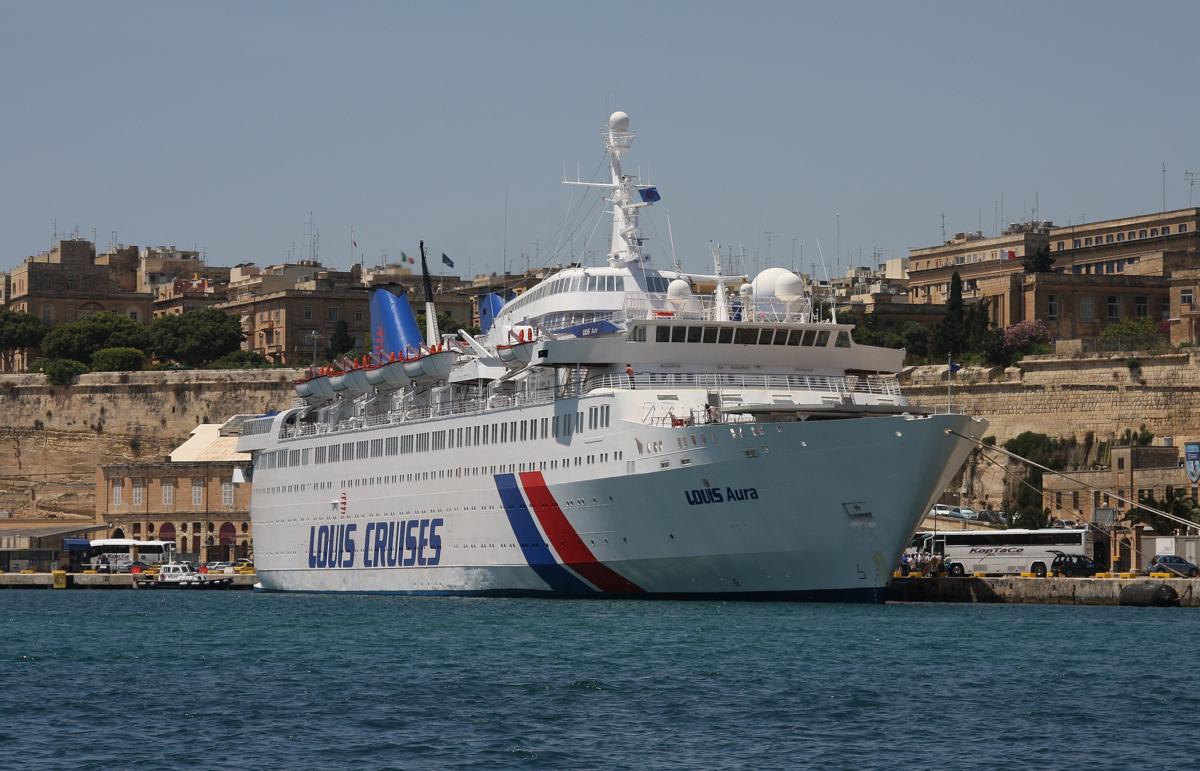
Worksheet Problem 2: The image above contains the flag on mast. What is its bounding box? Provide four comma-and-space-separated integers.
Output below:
442, 253, 454, 268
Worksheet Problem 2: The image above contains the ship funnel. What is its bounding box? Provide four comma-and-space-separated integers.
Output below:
370, 287, 424, 358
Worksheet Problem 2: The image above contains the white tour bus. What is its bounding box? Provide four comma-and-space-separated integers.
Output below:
910, 528, 1093, 577
88, 539, 173, 572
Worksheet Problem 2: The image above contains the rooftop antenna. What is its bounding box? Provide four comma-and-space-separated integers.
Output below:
502, 186, 509, 277
1162, 162, 1168, 212
764, 230, 776, 267
940, 211, 946, 243
1187, 171, 1200, 207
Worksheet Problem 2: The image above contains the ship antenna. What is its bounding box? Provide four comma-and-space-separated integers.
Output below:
815, 237, 836, 324
667, 215, 682, 272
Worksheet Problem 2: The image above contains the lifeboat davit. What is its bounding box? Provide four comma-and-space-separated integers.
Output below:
402, 345, 458, 384
365, 353, 412, 391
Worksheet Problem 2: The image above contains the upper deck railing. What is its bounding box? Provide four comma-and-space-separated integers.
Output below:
620, 292, 814, 323
270, 370, 903, 440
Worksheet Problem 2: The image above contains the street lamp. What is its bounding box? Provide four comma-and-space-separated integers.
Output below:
305, 331, 324, 365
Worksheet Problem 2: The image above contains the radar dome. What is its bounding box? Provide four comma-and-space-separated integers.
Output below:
775, 273, 805, 303
609, 111, 630, 131
750, 267, 796, 300
666, 278, 692, 306
738, 283, 753, 298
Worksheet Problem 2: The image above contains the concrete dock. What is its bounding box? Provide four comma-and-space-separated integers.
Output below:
0, 572, 257, 589
888, 575, 1200, 607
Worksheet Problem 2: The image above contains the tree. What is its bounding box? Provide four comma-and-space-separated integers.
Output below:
1022, 244, 1055, 273
29, 358, 89, 386
1004, 431, 1068, 528
40, 312, 148, 364
415, 311, 481, 338
899, 321, 932, 362
0, 308, 46, 371
148, 308, 243, 368
90, 347, 144, 372
1099, 318, 1163, 351
326, 319, 356, 358
934, 272, 967, 358
1129, 489, 1199, 535
207, 349, 271, 369
965, 302, 990, 352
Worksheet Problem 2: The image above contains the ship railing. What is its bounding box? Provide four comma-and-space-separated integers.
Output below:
930, 404, 967, 415
582, 372, 901, 397
620, 292, 812, 323
242, 417, 274, 437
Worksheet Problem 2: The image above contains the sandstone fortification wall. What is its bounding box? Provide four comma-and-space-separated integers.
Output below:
0, 370, 300, 517
902, 351, 1200, 446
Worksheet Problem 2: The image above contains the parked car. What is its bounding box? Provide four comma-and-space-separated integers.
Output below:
1050, 551, 1099, 577
977, 510, 1008, 526
121, 560, 152, 574
204, 561, 233, 574
930, 504, 962, 519
958, 507, 978, 520
1147, 555, 1200, 577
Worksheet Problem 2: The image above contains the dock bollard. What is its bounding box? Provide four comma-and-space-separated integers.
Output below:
52, 570, 69, 590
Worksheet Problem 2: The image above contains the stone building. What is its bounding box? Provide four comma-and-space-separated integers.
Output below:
974, 272, 1171, 338
1041, 445, 1186, 524
215, 261, 372, 365
96, 420, 253, 562
3, 239, 153, 328
906, 209, 1200, 308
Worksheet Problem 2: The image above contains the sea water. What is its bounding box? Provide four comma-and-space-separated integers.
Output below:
2, 591, 1198, 769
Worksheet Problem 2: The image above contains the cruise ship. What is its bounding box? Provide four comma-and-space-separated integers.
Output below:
236, 111, 987, 600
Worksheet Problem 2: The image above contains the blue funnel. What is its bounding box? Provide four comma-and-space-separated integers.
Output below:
479, 292, 508, 334
370, 288, 424, 357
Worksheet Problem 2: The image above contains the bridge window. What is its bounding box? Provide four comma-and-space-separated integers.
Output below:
702, 327, 718, 343
786, 330, 801, 345
687, 326, 703, 343
671, 326, 686, 343
717, 327, 733, 344
758, 329, 775, 345
656, 326, 671, 343
802, 330, 817, 346
735, 328, 756, 345
815, 331, 831, 346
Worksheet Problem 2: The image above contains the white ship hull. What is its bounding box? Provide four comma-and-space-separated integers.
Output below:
247, 408, 983, 601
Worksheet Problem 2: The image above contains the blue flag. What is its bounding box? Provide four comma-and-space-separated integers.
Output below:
442, 253, 454, 268
638, 187, 661, 203
949, 361, 962, 373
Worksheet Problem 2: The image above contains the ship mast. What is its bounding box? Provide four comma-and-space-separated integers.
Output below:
565, 111, 657, 287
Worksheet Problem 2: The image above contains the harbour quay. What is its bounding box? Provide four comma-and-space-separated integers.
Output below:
889, 575, 1200, 607
0, 571, 256, 590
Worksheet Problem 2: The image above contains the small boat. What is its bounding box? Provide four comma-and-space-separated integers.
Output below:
365, 355, 413, 391
134, 562, 236, 589
402, 346, 457, 384
496, 330, 539, 369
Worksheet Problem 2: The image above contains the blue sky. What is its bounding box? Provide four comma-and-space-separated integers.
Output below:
2, 1, 1198, 276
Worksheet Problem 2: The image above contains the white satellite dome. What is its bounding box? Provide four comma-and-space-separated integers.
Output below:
738, 282, 753, 298
775, 272, 806, 303
751, 267, 800, 300
666, 278, 692, 306
609, 111, 630, 132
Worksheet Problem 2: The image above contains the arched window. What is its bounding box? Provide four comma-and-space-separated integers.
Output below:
219, 522, 236, 546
